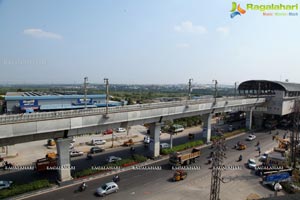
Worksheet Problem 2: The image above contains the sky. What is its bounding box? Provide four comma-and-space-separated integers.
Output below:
0, 0, 299, 85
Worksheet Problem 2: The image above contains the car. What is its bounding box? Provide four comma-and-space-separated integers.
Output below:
259, 153, 268, 162
160, 143, 170, 149
144, 136, 150, 144
0, 181, 13, 190
246, 134, 256, 141
90, 147, 104, 154
96, 182, 119, 197
103, 129, 113, 135
247, 158, 257, 169
116, 128, 126, 133
106, 156, 122, 163
91, 139, 106, 145
69, 150, 84, 157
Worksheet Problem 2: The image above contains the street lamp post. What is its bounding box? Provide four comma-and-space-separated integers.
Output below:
212, 80, 218, 103
83, 77, 88, 109
188, 78, 193, 100
104, 78, 109, 115
234, 82, 238, 97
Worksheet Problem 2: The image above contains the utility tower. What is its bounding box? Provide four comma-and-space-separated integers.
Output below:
291, 98, 300, 169
210, 137, 227, 200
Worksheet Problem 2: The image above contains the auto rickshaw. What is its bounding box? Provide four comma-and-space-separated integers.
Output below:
173, 170, 187, 182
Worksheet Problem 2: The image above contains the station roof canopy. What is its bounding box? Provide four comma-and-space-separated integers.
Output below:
238, 80, 300, 92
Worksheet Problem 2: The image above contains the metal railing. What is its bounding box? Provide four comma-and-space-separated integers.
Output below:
0, 96, 262, 124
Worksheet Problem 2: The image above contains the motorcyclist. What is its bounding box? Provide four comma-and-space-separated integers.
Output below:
130, 147, 135, 152
87, 153, 92, 160
113, 174, 120, 182
80, 182, 87, 191
238, 155, 243, 161
256, 141, 260, 146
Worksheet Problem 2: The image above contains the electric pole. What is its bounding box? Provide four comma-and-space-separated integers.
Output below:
104, 78, 109, 115
210, 137, 227, 200
234, 82, 238, 97
83, 77, 88, 109
212, 80, 218, 103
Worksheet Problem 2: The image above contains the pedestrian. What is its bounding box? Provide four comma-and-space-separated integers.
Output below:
258, 150, 261, 156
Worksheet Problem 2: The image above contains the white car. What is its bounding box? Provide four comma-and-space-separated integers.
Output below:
106, 156, 122, 163
116, 128, 126, 133
69, 150, 84, 157
246, 134, 256, 141
160, 143, 170, 149
0, 181, 13, 190
96, 182, 119, 197
92, 139, 106, 145
247, 159, 257, 169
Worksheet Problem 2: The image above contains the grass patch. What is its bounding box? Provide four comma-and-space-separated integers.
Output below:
160, 140, 204, 155
0, 180, 51, 199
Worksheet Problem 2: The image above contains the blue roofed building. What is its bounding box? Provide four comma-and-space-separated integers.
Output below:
4, 92, 124, 113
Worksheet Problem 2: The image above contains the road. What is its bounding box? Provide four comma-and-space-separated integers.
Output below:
0, 121, 243, 185
25, 129, 286, 200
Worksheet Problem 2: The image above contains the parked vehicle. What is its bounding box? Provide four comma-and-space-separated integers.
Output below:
123, 139, 134, 146
0, 180, 13, 190
103, 129, 113, 135
70, 150, 84, 157
91, 139, 106, 145
90, 147, 104, 154
173, 170, 187, 181
116, 128, 126, 133
106, 156, 122, 163
96, 182, 119, 197
169, 148, 200, 167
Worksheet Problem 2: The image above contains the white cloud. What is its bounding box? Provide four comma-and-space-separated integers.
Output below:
174, 21, 206, 34
216, 27, 230, 35
23, 29, 63, 40
176, 43, 190, 48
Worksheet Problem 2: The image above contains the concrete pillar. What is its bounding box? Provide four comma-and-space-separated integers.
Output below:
246, 109, 253, 130
253, 112, 264, 129
202, 113, 212, 143
170, 133, 173, 149
56, 138, 73, 182
149, 122, 161, 158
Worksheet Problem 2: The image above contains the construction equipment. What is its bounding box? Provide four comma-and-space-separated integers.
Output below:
172, 170, 187, 181
169, 148, 200, 167
123, 139, 134, 146
274, 136, 289, 150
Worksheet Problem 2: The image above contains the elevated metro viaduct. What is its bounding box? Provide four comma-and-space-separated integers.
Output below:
0, 80, 299, 182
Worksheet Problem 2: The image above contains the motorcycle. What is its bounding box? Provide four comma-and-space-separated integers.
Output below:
113, 175, 120, 183
238, 155, 243, 162
79, 183, 87, 192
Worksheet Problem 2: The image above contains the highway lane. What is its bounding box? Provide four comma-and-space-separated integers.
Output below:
0, 121, 243, 185
26, 129, 284, 200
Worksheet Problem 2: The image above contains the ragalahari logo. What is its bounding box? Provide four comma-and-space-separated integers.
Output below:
230, 2, 246, 18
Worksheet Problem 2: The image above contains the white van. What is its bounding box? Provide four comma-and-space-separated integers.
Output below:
91, 139, 106, 145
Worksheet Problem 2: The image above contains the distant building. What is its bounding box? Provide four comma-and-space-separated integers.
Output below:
4, 92, 124, 113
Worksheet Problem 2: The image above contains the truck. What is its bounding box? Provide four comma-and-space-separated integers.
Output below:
169, 148, 200, 167
35, 157, 57, 172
